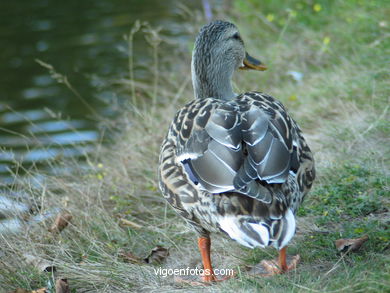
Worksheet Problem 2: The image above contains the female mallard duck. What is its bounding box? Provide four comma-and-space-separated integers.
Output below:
158, 20, 315, 281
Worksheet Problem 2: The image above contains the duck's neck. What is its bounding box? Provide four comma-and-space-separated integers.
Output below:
191, 55, 236, 100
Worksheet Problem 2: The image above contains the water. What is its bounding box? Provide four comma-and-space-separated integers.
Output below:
0, 0, 204, 230
0, 0, 202, 184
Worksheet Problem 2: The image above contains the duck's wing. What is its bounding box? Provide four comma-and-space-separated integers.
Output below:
174, 92, 298, 204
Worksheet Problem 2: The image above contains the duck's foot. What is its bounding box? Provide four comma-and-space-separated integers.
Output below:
259, 254, 300, 275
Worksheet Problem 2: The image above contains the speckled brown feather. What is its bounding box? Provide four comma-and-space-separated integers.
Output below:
158, 91, 315, 248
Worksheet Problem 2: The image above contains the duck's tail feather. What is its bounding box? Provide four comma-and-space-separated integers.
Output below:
218, 208, 296, 249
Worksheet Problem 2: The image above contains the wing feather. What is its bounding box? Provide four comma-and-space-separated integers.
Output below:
175, 93, 296, 203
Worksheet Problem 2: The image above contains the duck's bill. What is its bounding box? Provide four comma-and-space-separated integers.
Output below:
239, 52, 267, 71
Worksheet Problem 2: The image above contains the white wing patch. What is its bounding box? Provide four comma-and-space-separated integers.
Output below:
219, 208, 296, 250
248, 222, 270, 245
219, 216, 269, 248
175, 153, 201, 163
279, 208, 296, 249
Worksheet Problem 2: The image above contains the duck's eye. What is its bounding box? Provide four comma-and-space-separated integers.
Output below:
233, 33, 240, 39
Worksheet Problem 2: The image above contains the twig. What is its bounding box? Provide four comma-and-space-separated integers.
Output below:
143, 23, 162, 114
127, 20, 142, 107
172, 75, 191, 105
290, 283, 322, 292
35, 59, 100, 119
323, 251, 349, 277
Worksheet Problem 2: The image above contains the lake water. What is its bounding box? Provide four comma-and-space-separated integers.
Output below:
0, 0, 208, 230
0, 0, 204, 186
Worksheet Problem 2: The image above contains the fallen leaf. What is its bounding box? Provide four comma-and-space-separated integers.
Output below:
119, 251, 143, 264
55, 278, 70, 293
119, 218, 142, 229
144, 246, 169, 264
49, 212, 72, 233
23, 254, 56, 272
335, 235, 369, 253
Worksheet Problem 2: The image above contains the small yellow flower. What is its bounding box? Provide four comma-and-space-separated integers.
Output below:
266, 13, 274, 22
288, 95, 298, 101
313, 3, 322, 12
323, 36, 331, 45
97, 173, 103, 180
354, 228, 364, 234
97, 163, 104, 168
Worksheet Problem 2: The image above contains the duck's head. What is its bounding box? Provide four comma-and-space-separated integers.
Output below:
192, 20, 266, 100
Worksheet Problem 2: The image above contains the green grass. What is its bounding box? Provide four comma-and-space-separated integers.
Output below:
1, 0, 389, 292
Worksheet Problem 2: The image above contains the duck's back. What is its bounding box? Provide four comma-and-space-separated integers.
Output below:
159, 91, 315, 247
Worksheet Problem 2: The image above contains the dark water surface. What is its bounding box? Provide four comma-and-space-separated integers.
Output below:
0, 0, 201, 186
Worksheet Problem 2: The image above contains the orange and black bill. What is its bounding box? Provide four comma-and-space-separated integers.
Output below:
240, 52, 267, 71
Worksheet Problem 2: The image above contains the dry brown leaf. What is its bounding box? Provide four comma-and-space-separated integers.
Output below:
49, 212, 72, 233
55, 278, 70, 293
119, 251, 143, 264
119, 218, 142, 229
335, 235, 369, 253
23, 254, 56, 272
144, 246, 169, 264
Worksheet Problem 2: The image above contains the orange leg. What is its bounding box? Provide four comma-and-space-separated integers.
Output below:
174, 237, 233, 284
279, 247, 288, 271
198, 237, 218, 282
260, 246, 300, 275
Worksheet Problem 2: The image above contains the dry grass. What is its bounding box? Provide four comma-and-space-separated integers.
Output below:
1, 0, 389, 292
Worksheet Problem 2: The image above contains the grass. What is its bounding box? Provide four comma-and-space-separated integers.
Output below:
1, 0, 389, 292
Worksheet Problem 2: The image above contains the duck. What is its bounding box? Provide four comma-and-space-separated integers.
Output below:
158, 20, 315, 282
